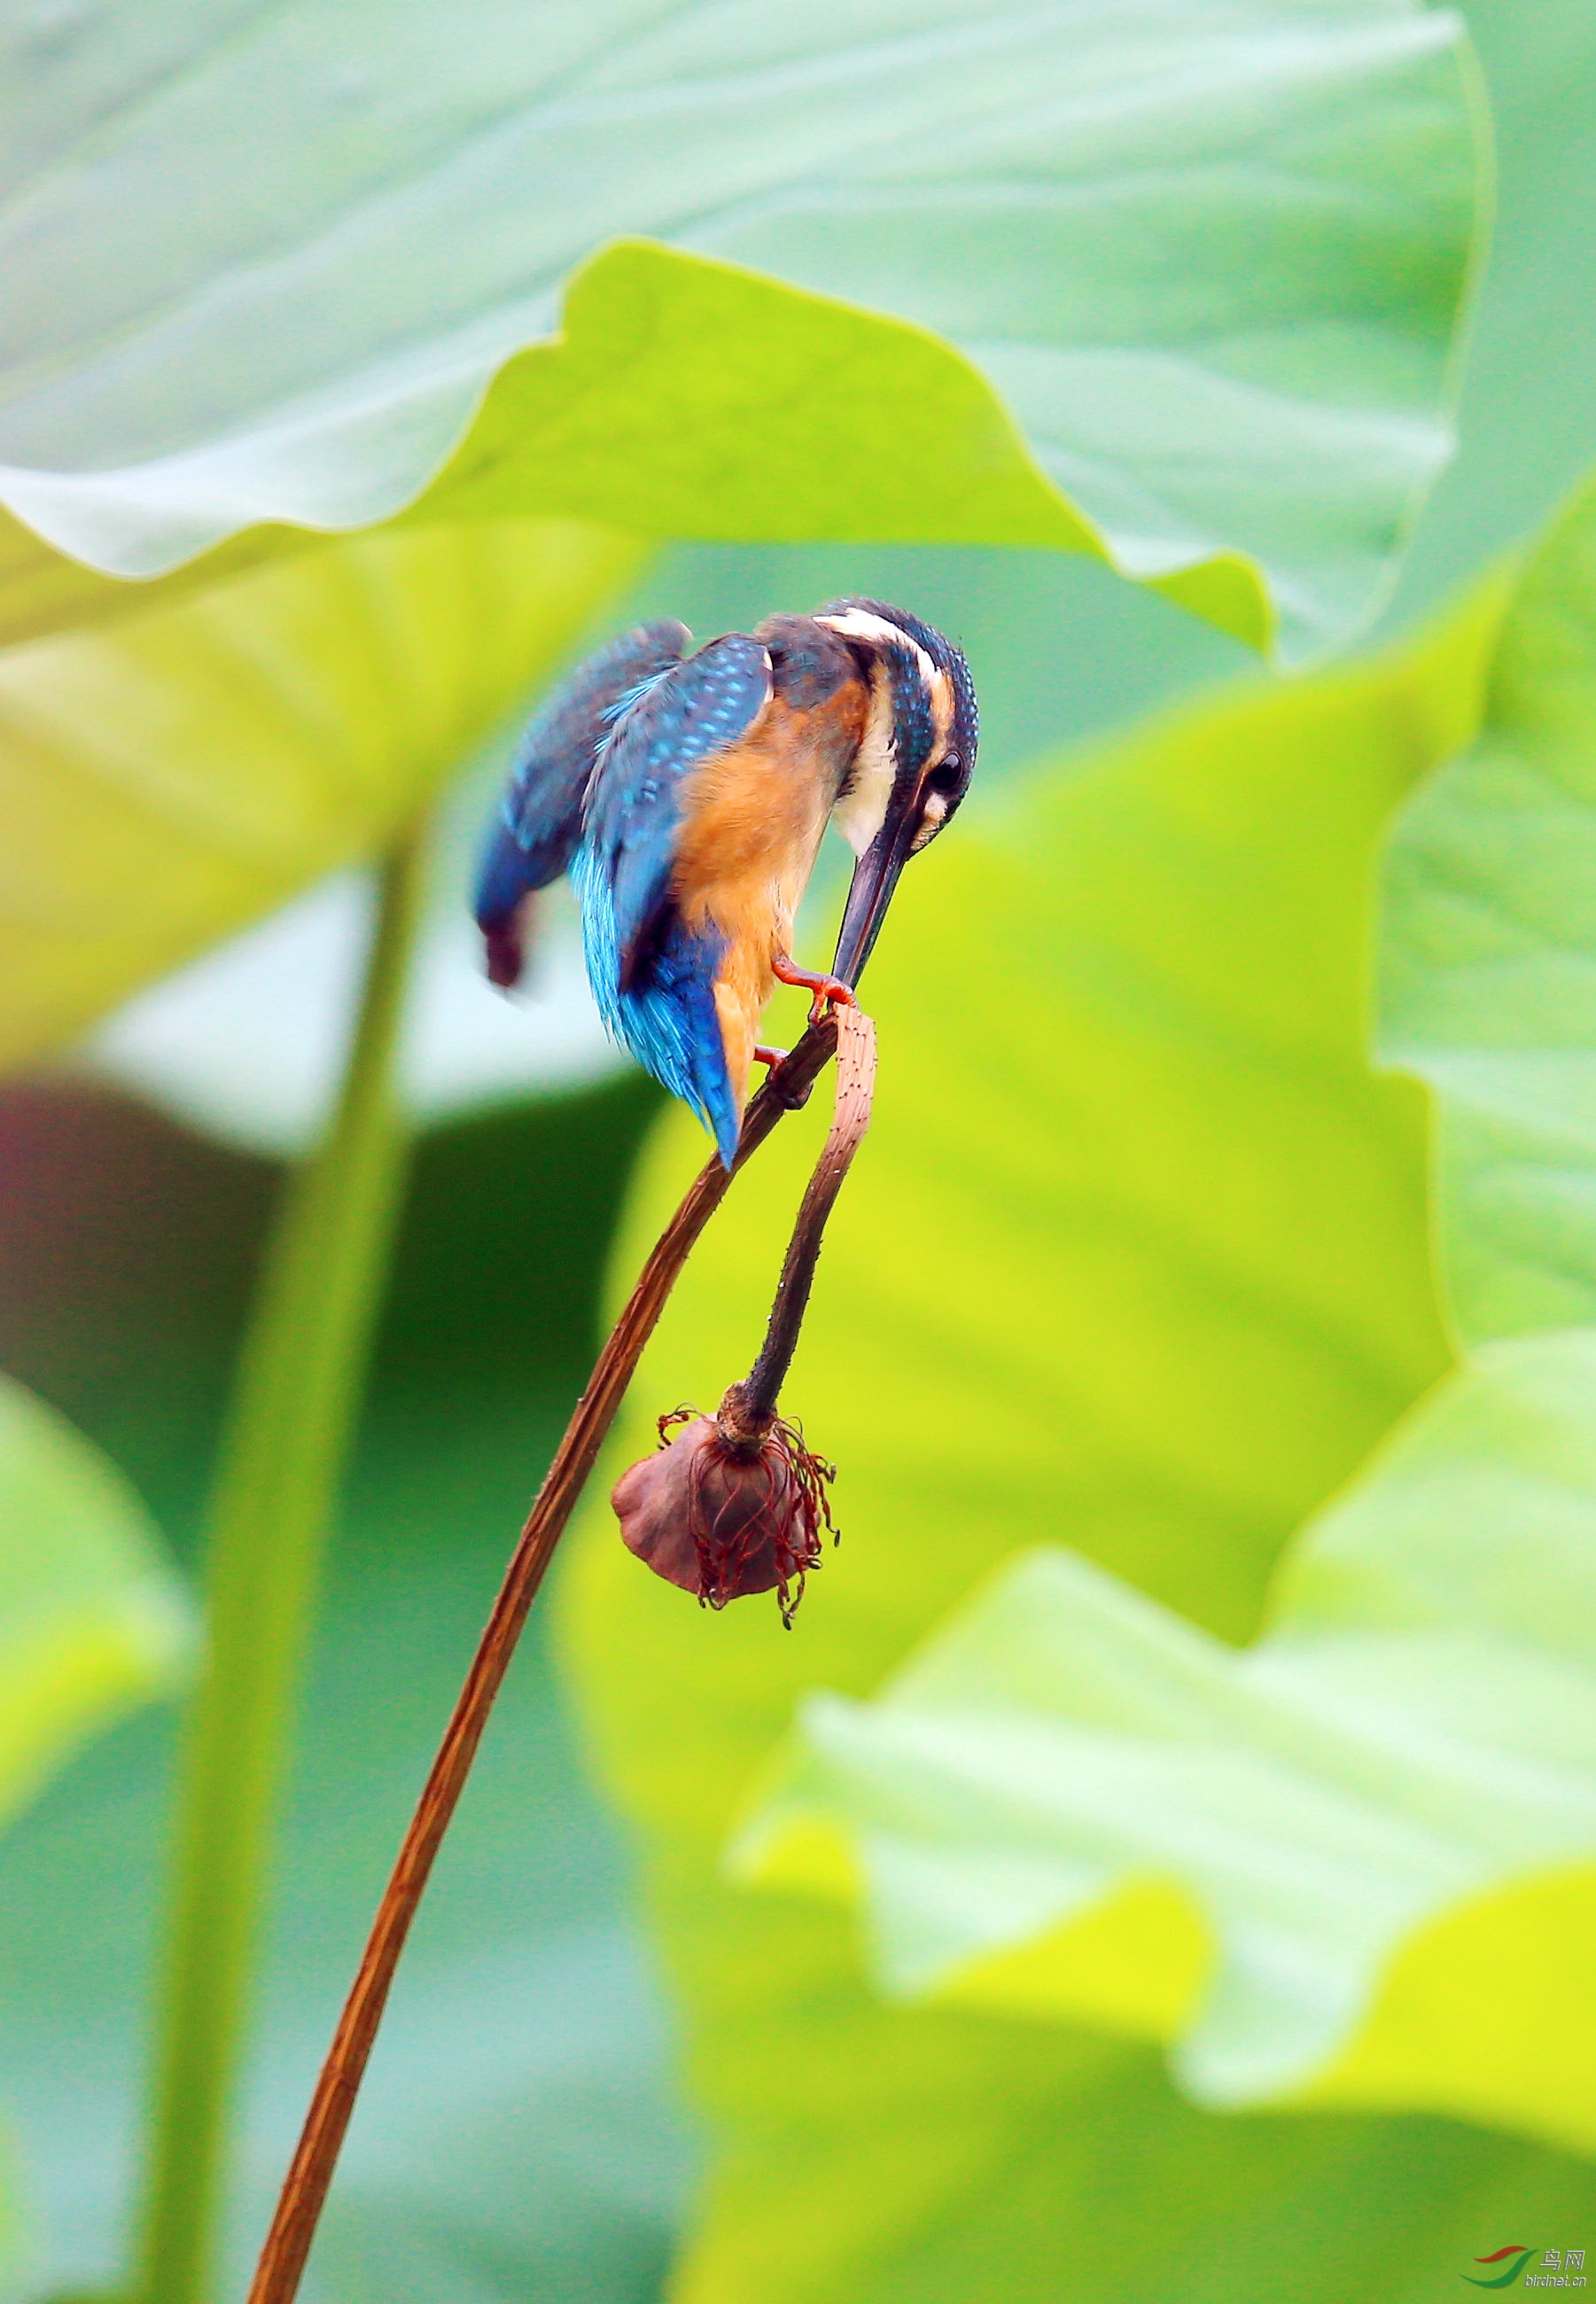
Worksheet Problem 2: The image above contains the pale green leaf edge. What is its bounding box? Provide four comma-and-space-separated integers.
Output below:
0, 243, 1270, 656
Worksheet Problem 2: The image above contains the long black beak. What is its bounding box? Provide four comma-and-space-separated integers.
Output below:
830, 796, 921, 990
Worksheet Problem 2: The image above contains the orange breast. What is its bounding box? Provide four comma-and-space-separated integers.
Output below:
671, 686, 867, 1109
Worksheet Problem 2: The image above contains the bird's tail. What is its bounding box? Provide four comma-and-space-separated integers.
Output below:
474, 820, 540, 987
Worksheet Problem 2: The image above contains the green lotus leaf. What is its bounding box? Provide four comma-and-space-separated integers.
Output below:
0, 0, 1480, 661
722, 471, 1596, 2175
732, 1334, 1596, 2159
0, 1371, 188, 1836
1382, 465, 1596, 1343
0, 516, 645, 1072
0, 0, 1483, 1075
559, 580, 1563, 2302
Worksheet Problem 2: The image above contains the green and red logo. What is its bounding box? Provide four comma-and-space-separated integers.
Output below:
1465, 2246, 1588, 2289
1465, 2248, 1537, 2290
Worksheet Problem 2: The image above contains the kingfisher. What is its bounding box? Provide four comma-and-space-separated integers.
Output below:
474, 599, 977, 1167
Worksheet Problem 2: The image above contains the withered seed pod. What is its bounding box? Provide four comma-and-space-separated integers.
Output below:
612, 1386, 837, 1626
614, 1006, 873, 1624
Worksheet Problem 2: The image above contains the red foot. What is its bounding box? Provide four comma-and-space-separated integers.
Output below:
752, 1042, 812, 1109
772, 954, 860, 1027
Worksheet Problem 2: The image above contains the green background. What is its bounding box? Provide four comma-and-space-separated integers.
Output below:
4, 0, 1596, 2295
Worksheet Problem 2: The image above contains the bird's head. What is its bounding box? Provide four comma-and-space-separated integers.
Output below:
813, 598, 978, 989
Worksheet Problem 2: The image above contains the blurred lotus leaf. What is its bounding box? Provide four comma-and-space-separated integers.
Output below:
0, 1364, 175, 2277
0, 0, 1484, 1098
0, 517, 645, 1073
0, 1372, 189, 1836
0, 1079, 705, 2301
558, 572, 1596, 2304
1383, 465, 1596, 1341
719, 472, 1596, 2178
0, 1, 1479, 662
730, 1340, 1596, 2156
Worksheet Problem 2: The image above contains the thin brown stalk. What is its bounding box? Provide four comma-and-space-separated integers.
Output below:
245, 1013, 842, 2304
727, 1003, 877, 1433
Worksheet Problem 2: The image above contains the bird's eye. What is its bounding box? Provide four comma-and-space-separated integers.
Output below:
924, 752, 963, 795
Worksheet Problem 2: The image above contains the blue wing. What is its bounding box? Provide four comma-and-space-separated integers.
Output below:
583, 633, 773, 990
576, 634, 773, 1165
473, 619, 689, 985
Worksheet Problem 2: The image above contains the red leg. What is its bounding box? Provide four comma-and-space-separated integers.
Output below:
772, 952, 859, 1026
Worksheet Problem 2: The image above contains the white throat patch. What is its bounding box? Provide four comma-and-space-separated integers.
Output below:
827, 655, 897, 858
817, 611, 953, 859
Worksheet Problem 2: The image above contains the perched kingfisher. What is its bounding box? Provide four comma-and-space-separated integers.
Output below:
474, 600, 977, 1167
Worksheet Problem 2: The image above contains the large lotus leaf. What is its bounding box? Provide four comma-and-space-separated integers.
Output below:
734, 1334, 1596, 2158
0, 1370, 189, 1834
1384, 0, 1596, 627
728, 476, 1596, 2172
0, 1, 1478, 662
1383, 466, 1596, 1343
0, 515, 643, 1071
555, 585, 1575, 2303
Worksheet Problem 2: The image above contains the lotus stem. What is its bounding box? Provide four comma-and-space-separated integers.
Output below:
133, 825, 428, 2304
245, 1008, 845, 2304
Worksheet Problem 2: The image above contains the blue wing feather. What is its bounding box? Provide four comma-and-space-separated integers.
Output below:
572, 845, 741, 1166
473, 619, 689, 983
582, 633, 772, 989
576, 634, 773, 1166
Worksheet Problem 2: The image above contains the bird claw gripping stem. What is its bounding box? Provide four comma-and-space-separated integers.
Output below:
771, 950, 860, 1028
752, 1043, 814, 1109
612, 1003, 876, 1623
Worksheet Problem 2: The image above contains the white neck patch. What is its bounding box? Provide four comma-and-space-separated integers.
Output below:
827, 655, 897, 857
817, 611, 956, 858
